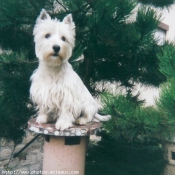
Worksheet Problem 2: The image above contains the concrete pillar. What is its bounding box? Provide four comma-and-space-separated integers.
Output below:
43, 136, 88, 175
28, 118, 101, 175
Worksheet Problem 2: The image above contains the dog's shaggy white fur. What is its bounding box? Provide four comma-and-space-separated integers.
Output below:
30, 9, 110, 130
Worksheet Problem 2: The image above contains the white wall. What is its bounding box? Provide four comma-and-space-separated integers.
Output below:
161, 5, 175, 41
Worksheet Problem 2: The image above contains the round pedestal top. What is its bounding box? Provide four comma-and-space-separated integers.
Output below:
28, 118, 102, 136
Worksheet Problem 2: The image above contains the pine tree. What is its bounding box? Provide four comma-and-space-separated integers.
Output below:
156, 43, 175, 137
139, 0, 174, 8
0, 52, 36, 144
100, 44, 175, 142
0, 0, 174, 143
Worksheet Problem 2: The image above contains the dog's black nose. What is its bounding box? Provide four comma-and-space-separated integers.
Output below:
52, 45, 60, 53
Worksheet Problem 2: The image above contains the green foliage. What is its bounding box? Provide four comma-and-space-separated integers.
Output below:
0, 51, 36, 144
86, 134, 166, 175
101, 91, 175, 141
0, 0, 166, 90
136, 6, 161, 35
158, 43, 175, 78
101, 44, 175, 141
156, 80, 175, 120
138, 0, 174, 8
76, 0, 165, 89
0, 0, 172, 143
155, 44, 175, 139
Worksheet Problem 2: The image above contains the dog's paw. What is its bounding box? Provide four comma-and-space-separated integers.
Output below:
36, 114, 48, 124
75, 117, 88, 125
55, 119, 73, 131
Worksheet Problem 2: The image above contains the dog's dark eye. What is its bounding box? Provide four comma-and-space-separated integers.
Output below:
61, 36, 66, 41
45, 34, 51, 38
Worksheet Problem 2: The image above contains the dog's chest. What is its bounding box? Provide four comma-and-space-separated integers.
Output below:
30, 69, 82, 107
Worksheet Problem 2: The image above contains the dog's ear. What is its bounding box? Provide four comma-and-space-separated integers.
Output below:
63, 14, 74, 25
37, 9, 51, 22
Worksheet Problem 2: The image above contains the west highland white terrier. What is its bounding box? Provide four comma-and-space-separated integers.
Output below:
30, 9, 110, 130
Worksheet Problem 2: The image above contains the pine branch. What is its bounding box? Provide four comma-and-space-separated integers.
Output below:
101, 92, 175, 141
55, 0, 68, 12
138, 0, 174, 8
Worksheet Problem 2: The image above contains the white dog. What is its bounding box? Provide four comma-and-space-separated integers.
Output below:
30, 9, 110, 130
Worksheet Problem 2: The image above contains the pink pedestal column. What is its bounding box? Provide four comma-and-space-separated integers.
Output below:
28, 119, 101, 175
43, 136, 88, 175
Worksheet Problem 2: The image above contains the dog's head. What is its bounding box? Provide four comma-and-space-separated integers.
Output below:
33, 9, 75, 66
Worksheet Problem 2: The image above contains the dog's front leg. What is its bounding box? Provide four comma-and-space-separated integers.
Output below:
36, 113, 49, 124
36, 107, 49, 124
55, 112, 74, 131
